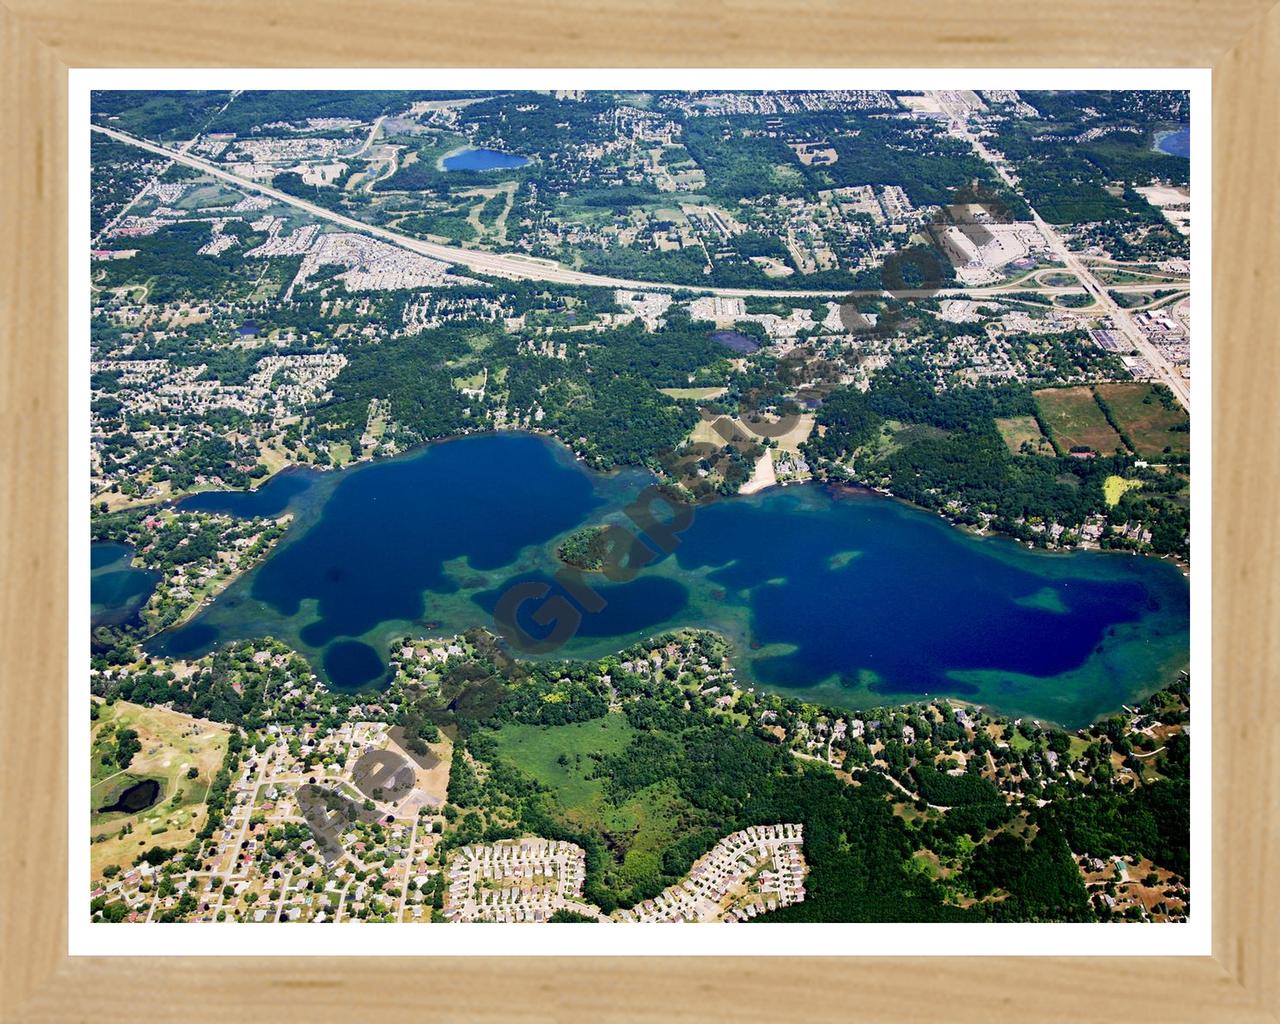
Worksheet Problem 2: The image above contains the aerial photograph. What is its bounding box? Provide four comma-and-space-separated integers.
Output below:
86, 86, 1193, 927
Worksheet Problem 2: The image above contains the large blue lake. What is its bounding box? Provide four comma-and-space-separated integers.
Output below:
145, 433, 1190, 726
442, 148, 530, 171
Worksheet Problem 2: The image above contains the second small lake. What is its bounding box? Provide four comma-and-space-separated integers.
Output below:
443, 148, 530, 172
97, 777, 162, 815
1154, 125, 1190, 158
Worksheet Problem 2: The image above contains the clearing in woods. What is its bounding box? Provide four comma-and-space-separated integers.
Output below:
489, 715, 714, 900
1033, 387, 1125, 454
995, 415, 1053, 456
1094, 383, 1191, 458
1103, 475, 1144, 507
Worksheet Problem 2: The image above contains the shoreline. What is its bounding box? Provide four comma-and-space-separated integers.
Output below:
1151, 125, 1190, 158
96, 512, 292, 644
825, 478, 1192, 577
435, 143, 469, 172
140, 518, 291, 639
94, 424, 1193, 577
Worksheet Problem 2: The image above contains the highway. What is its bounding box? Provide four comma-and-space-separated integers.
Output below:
94, 124, 854, 297
1031, 210, 1191, 410
927, 91, 1190, 411
91, 93, 239, 247
92, 123, 1181, 309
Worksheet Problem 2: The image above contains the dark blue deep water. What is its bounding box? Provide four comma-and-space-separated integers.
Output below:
147, 433, 1190, 726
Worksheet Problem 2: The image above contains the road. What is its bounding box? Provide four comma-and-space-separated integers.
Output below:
91, 92, 239, 247
928, 91, 1190, 411
1031, 211, 1191, 410
91, 123, 1180, 307
395, 818, 419, 921
346, 115, 385, 160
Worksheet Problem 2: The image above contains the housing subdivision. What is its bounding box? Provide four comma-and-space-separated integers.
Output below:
444, 824, 807, 923
615, 824, 808, 923
444, 838, 591, 923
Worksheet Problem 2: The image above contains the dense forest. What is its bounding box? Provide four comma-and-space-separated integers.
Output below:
993, 91, 1189, 233
310, 306, 730, 471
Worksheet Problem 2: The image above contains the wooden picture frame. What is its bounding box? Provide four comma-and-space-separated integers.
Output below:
2, 2, 1276, 1019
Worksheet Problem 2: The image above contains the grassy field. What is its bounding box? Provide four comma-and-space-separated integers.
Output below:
877, 420, 951, 457
995, 415, 1053, 456
1095, 383, 1191, 458
89, 700, 230, 881
1006, 727, 1034, 754
1033, 387, 1125, 454
175, 182, 242, 211
491, 715, 637, 809
688, 414, 751, 447
1109, 290, 1149, 309
1103, 475, 1144, 507
1039, 272, 1079, 287
1089, 264, 1187, 286
490, 715, 710, 899
1051, 292, 1096, 309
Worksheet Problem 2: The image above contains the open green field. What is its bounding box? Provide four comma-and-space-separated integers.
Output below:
1089, 263, 1187, 286
1006, 727, 1034, 754
994, 415, 1053, 456
1103, 475, 1144, 507
1095, 383, 1190, 458
90, 700, 229, 881
491, 715, 637, 808
1033, 387, 1125, 454
490, 715, 713, 902
1039, 272, 1079, 287
175, 181, 243, 211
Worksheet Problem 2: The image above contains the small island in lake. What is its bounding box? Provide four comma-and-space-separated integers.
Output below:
555, 524, 613, 571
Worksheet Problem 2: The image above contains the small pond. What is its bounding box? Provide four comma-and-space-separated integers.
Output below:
97, 778, 162, 815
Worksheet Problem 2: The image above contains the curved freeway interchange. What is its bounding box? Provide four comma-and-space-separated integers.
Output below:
925, 91, 1191, 411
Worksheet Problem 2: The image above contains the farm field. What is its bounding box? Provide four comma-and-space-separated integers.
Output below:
1033, 386, 1124, 454
89, 700, 230, 882
658, 386, 729, 401
1095, 383, 1191, 458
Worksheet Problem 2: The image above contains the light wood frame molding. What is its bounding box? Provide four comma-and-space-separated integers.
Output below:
1, 2, 1276, 1019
